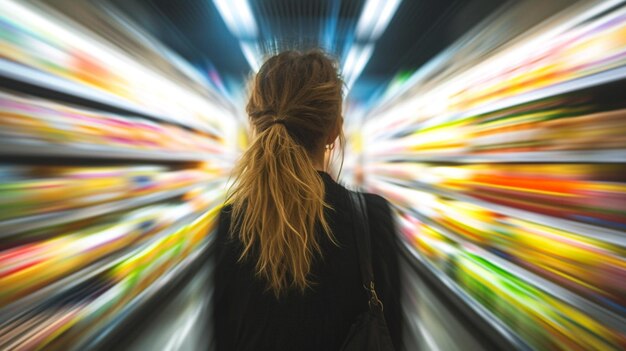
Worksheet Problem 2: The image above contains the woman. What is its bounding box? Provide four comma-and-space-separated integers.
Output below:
212, 50, 402, 351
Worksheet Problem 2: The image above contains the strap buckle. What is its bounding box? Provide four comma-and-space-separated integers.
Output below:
365, 281, 384, 311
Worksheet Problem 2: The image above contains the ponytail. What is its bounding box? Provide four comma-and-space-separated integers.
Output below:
227, 122, 333, 297
227, 49, 343, 297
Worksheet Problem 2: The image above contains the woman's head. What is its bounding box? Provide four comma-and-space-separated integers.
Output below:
247, 50, 344, 159
227, 50, 344, 297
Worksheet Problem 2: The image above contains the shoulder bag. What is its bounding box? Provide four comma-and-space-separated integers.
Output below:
340, 192, 396, 351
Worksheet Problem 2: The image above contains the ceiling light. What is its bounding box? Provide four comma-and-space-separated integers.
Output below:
240, 41, 261, 72
355, 0, 402, 40
343, 44, 375, 89
213, 0, 258, 38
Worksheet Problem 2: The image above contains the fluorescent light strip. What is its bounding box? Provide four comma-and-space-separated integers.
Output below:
354, 0, 383, 40
343, 44, 375, 89
213, 0, 258, 38
355, 0, 402, 40
240, 42, 261, 72
343, 0, 402, 93
370, 0, 402, 39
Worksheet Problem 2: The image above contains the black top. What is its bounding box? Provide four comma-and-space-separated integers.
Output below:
211, 171, 403, 351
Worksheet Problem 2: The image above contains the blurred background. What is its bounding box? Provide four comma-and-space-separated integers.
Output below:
0, 0, 624, 350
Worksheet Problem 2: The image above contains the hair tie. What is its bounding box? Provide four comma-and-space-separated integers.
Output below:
269, 119, 288, 127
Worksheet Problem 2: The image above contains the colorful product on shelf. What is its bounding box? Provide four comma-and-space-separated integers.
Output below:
0, 164, 224, 222
0, 0, 231, 133
368, 98, 626, 158
400, 210, 626, 350
0, 196, 212, 308
373, 178, 626, 313
355, 2, 626, 350
367, 162, 626, 230
397, 212, 457, 273
0, 2, 236, 350
435, 199, 626, 313
0, 204, 221, 351
366, 5, 626, 140
456, 251, 626, 351
448, 10, 626, 114
0, 92, 225, 155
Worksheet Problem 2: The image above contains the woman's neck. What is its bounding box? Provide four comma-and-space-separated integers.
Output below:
310, 148, 326, 172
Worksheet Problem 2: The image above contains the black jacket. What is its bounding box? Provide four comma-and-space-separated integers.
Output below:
212, 171, 403, 350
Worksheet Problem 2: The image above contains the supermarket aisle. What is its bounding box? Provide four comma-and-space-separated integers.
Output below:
1, 0, 625, 350
0, 1, 233, 349
118, 263, 213, 351
107, 243, 520, 351
401, 253, 496, 351
98, 246, 499, 351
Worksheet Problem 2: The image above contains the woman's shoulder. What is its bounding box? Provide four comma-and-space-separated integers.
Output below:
362, 192, 390, 209
362, 192, 397, 233
356, 191, 393, 220
217, 204, 232, 227
214, 203, 234, 243
219, 203, 233, 216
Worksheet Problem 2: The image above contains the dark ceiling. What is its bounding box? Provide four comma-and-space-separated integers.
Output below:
107, 0, 508, 106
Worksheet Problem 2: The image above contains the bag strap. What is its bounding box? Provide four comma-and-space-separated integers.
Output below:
349, 191, 383, 312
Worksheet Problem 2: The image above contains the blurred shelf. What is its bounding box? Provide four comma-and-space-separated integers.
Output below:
394, 176, 626, 247
0, 59, 158, 121
371, 67, 626, 142
0, 141, 224, 162
375, 175, 626, 247
421, 65, 626, 130
408, 210, 626, 334
71, 234, 214, 351
400, 241, 531, 351
0, 58, 215, 134
0, 183, 210, 238
369, 149, 626, 163
0, 209, 208, 324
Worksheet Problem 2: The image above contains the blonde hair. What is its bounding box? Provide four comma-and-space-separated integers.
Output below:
227, 50, 344, 297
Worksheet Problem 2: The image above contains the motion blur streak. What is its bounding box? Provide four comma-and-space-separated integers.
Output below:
359, 1, 626, 350
0, 0, 625, 350
0, 0, 235, 350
